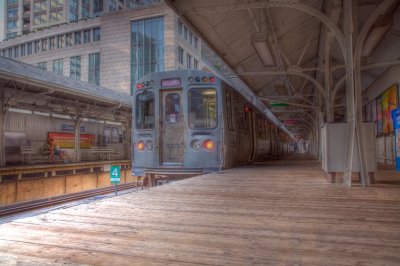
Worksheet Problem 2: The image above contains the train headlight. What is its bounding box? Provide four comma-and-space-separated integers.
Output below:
191, 139, 201, 151
136, 141, 145, 152
203, 140, 215, 151
145, 140, 153, 151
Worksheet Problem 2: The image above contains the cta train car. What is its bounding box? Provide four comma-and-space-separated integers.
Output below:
132, 70, 287, 177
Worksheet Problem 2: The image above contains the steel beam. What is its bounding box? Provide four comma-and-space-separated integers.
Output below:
343, 0, 356, 187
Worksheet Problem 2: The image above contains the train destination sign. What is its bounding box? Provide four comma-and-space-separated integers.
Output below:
161, 78, 181, 87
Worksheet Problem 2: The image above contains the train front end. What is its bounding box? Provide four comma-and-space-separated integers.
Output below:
132, 70, 223, 178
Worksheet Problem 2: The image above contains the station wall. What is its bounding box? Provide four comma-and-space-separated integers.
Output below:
4, 110, 127, 161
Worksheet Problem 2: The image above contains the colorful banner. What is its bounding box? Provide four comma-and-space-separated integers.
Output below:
382, 84, 398, 134
48, 132, 95, 149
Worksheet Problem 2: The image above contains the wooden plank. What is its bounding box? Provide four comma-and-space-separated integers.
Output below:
42, 176, 65, 198
0, 182, 16, 205
0, 160, 399, 265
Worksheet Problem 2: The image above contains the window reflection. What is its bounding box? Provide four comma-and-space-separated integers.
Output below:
165, 93, 181, 124
136, 91, 155, 130
189, 88, 217, 129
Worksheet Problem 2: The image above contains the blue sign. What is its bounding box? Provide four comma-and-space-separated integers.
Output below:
391, 108, 400, 172
110, 165, 121, 184
61, 124, 85, 132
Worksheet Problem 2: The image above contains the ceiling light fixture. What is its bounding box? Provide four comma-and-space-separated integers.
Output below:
251, 32, 276, 67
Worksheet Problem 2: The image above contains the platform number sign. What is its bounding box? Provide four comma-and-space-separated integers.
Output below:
110, 165, 121, 184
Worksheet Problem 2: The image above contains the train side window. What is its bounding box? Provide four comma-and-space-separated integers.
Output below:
135, 91, 155, 130
225, 91, 234, 130
165, 93, 181, 124
189, 88, 217, 129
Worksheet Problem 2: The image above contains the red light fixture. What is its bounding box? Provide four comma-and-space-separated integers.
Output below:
137, 141, 145, 151
136, 83, 141, 89
244, 104, 250, 113
209, 76, 215, 83
203, 140, 215, 151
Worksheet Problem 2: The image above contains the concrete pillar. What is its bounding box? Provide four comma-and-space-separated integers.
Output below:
0, 89, 5, 166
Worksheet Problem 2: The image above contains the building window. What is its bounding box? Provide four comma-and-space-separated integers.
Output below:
27, 42, 32, 55
38, 62, 47, 70
34, 40, 40, 53
88, 53, 100, 85
178, 46, 184, 65
41, 39, 48, 52
7, 8, 18, 19
50, 37, 55, 49
66, 33, 73, 46
184, 26, 188, 40
70, 56, 81, 80
74, 31, 81, 45
7, 19, 18, 30
186, 53, 192, 69
8, 48, 13, 58
50, 0, 63, 8
194, 36, 198, 49
178, 19, 182, 35
57, 35, 65, 48
34, 14, 47, 25
34, 0, 47, 12
83, 30, 91, 43
81, 0, 90, 19
6, 32, 17, 39
50, 10, 64, 22
131, 16, 164, 90
20, 44, 26, 57
93, 28, 101, 42
108, 0, 117, 11
69, 0, 79, 21
53, 59, 63, 75
94, 0, 103, 16
189, 32, 193, 45
14, 46, 19, 58
194, 58, 198, 70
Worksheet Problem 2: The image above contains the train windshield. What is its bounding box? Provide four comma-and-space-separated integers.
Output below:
135, 91, 155, 130
189, 88, 217, 129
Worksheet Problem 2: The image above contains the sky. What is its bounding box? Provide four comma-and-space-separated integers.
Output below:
0, 0, 4, 42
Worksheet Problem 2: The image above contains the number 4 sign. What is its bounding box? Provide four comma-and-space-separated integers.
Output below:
110, 165, 121, 184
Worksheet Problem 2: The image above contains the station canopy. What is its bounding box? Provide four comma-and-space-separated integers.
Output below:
0, 56, 132, 122
166, 0, 400, 139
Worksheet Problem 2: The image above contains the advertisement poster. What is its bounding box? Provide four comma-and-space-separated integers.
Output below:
382, 84, 398, 134
391, 108, 400, 171
48, 132, 95, 149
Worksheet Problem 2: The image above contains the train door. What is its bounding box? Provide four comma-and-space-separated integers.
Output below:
160, 90, 184, 165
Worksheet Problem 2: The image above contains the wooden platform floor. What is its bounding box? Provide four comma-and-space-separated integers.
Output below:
0, 160, 400, 265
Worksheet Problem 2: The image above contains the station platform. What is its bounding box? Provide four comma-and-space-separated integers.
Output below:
0, 159, 399, 265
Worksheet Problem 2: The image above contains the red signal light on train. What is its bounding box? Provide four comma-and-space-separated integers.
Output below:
136, 83, 141, 89
141, 83, 145, 88
203, 140, 215, 151
136, 141, 145, 151
244, 105, 250, 113
209, 76, 215, 83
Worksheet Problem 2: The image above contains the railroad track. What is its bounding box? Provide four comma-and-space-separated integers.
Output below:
0, 182, 140, 217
